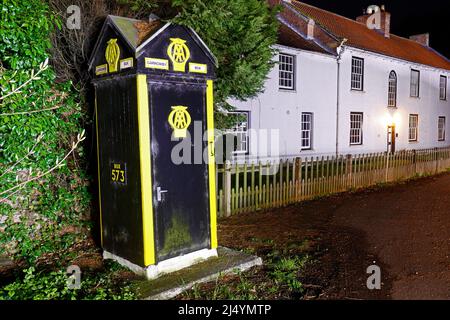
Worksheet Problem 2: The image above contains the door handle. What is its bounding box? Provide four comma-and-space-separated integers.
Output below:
156, 186, 168, 202
209, 141, 215, 157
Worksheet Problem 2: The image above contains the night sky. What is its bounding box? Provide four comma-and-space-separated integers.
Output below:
299, 0, 450, 59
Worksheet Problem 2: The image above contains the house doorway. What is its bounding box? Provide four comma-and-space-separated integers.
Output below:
387, 125, 396, 154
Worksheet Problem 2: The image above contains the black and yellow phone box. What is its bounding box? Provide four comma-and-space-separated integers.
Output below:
88, 15, 218, 278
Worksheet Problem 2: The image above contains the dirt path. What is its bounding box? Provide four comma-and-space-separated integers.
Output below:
218, 173, 450, 300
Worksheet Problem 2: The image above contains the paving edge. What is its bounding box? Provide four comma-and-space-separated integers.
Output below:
142, 256, 263, 300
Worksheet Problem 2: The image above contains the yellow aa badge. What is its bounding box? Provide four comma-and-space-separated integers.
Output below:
167, 38, 190, 72
168, 106, 192, 138
105, 39, 120, 73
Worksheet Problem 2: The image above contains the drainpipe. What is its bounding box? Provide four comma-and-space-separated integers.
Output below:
335, 38, 348, 157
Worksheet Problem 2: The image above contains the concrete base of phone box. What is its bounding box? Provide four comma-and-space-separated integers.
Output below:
103, 248, 218, 280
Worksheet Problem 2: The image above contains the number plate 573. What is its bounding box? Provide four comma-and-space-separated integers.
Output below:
111, 162, 127, 185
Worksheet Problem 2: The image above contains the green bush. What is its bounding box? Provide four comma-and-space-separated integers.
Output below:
0, 0, 90, 263
0, 263, 136, 300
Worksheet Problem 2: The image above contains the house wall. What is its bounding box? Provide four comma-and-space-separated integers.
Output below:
227, 44, 450, 162
228, 44, 338, 162
338, 47, 450, 155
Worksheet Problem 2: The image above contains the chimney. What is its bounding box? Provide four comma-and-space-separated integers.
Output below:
307, 19, 315, 39
356, 5, 391, 38
409, 33, 430, 46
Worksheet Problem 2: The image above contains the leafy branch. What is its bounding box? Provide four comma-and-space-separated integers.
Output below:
0, 59, 49, 102
0, 130, 86, 199
0, 105, 62, 117
0, 133, 44, 179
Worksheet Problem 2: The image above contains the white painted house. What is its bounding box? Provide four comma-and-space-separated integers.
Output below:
226, 0, 450, 162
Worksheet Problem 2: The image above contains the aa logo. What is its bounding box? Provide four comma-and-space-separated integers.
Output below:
167, 38, 190, 72
105, 38, 120, 73
168, 106, 192, 138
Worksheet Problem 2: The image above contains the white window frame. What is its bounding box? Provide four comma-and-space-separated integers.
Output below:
350, 112, 363, 145
440, 75, 447, 100
388, 71, 397, 107
438, 116, 446, 141
278, 53, 295, 90
410, 69, 420, 98
226, 111, 249, 155
301, 112, 313, 150
351, 57, 364, 91
409, 114, 419, 142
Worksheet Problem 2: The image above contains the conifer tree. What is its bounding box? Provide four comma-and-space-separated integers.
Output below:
171, 0, 279, 127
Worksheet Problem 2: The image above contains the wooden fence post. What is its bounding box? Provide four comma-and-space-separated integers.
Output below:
435, 147, 439, 173
346, 154, 352, 188
385, 152, 390, 182
223, 161, 232, 217
298, 157, 303, 200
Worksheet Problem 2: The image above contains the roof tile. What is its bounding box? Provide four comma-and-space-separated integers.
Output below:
278, 23, 329, 54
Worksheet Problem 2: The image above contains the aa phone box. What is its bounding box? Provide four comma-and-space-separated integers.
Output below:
89, 15, 218, 278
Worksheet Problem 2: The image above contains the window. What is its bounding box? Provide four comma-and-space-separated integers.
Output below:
438, 117, 446, 141
409, 114, 419, 142
301, 113, 313, 150
350, 112, 363, 145
227, 111, 249, 154
388, 71, 397, 107
440, 75, 447, 100
410, 69, 420, 97
279, 53, 295, 90
351, 57, 364, 91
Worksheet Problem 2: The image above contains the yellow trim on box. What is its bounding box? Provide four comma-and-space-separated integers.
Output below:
145, 58, 169, 70
94, 91, 103, 247
120, 57, 134, 70
206, 80, 217, 249
137, 74, 156, 266
189, 63, 207, 74
95, 64, 108, 75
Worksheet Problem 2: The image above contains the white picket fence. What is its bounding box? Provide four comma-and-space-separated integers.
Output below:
216, 147, 450, 217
